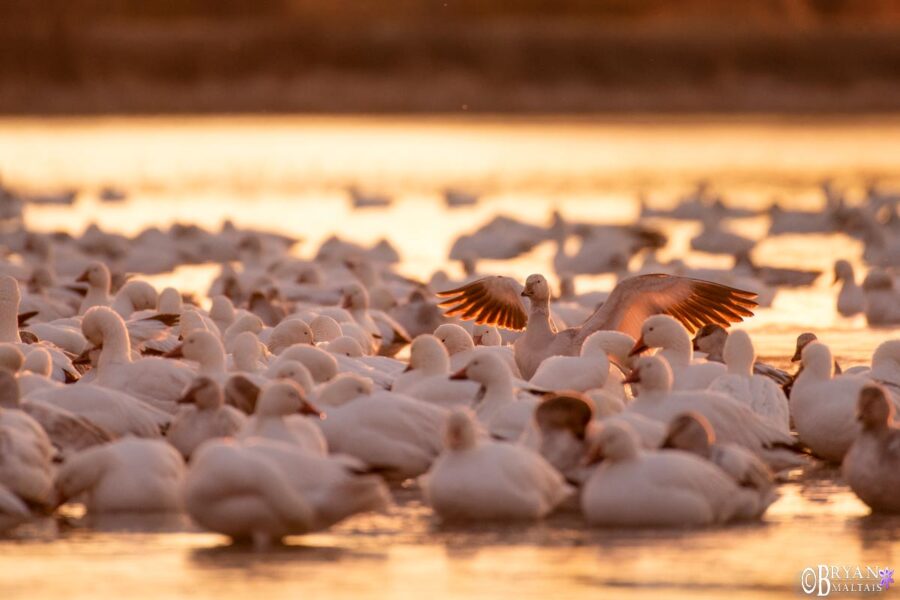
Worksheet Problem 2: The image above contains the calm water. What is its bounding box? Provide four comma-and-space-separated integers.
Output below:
1, 116, 900, 599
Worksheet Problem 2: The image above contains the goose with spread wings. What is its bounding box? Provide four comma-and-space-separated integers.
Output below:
437, 273, 757, 379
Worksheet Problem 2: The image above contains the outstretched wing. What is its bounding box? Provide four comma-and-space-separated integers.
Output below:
575, 274, 757, 342
436, 276, 528, 331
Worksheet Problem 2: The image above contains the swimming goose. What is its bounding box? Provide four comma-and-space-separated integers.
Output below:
55, 437, 185, 514
843, 384, 900, 513
692, 324, 791, 387
662, 412, 778, 512
79, 307, 194, 407
438, 273, 756, 378
184, 437, 390, 546
580, 421, 761, 527
790, 341, 879, 462
238, 380, 326, 456
707, 330, 791, 432
624, 356, 801, 470
834, 260, 864, 317
421, 408, 573, 521
630, 315, 725, 390
167, 377, 246, 460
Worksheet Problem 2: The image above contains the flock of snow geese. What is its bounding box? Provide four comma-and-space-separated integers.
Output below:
0, 179, 898, 547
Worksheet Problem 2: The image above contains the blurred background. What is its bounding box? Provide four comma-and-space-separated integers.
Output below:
3, 0, 900, 114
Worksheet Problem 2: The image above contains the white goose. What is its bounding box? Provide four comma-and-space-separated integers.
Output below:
184, 437, 390, 546
316, 375, 447, 479
708, 330, 791, 432
167, 377, 246, 460
392, 335, 479, 407
450, 351, 539, 442
624, 356, 801, 470
437, 273, 757, 378
843, 384, 900, 513
529, 330, 610, 392
834, 260, 864, 317
76, 261, 112, 314
79, 307, 194, 408
580, 421, 762, 527
630, 315, 725, 390
0, 414, 54, 507
238, 380, 326, 456
791, 341, 877, 462
55, 437, 185, 514
862, 269, 900, 326
434, 323, 519, 376
421, 409, 573, 521
869, 340, 900, 398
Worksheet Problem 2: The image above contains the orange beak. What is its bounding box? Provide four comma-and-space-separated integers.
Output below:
299, 401, 323, 419
164, 345, 184, 359
623, 368, 642, 384
449, 368, 468, 380
628, 336, 649, 357
75, 270, 90, 283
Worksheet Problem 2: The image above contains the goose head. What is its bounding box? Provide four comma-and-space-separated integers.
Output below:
81, 306, 129, 352
115, 280, 158, 313
800, 341, 834, 379
317, 373, 373, 407
585, 421, 640, 464
521, 274, 550, 303
270, 359, 315, 395
256, 380, 321, 419
535, 391, 594, 474
0, 344, 24, 372
209, 295, 236, 327
325, 336, 365, 358
232, 331, 264, 370
22, 348, 52, 377
623, 355, 673, 395
266, 319, 313, 355
277, 345, 338, 383
692, 323, 728, 358
661, 412, 713, 457
158, 287, 183, 314
871, 340, 900, 385
179, 376, 224, 410
443, 408, 478, 452
791, 332, 818, 362
341, 283, 369, 311
405, 334, 449, 374
167, 330, 225, 370
449, 351, 510, 388
630, 315, 690, 358
722, 329, 755, 376
434, 323, 474, 356
472, 324, 501, 347
833, 259, 855, 285
76, 261, 111, 292
581, 330, 633, 369
309, 315, 342, 343
857, 384, 894, 431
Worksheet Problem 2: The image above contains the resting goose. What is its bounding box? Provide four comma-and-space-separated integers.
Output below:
692, 324, 791, 387
438, 273, 756, 378
167, 377, 246, 460
629, 315, 725, 390
843, 384, 900, 513
237, 380, 326, 456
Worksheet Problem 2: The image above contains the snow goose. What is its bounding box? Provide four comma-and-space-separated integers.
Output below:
791, 342, 887, 462
473, 324, 502, 346
580, 421, 761, 527
450, 351, 539, 442
692, 324, 791, 387
266, 319, 313, 355
0, 369, 112, 456
530, 331, 610, 392
662, 412, 778, 512
708, 330, 791, 432
435, 323, 519, 376
862, 268, 900, 326
869, 340, 900, 397
0, 415, 54, 507
111, 280, 158, 319
80, 307, 194, 407
237, 380, 326, 456
184, 437, 390, 546
624, 356, 802, 470
309, 315, 342, 343
843, 384, 900, 513
229, 331, 267, 374
276, 345, 338, 383
421, 408, 573, 521
167, 377, 246, 460
317, 379, 447, 479
392, 335, 478, 406
438, 273, 756, 379
223, 314, 263, 353
55, 437, 185, 514
16, 347, 61, 395
75, 261, 112, 314
630, 315, 725, 390
834, 260, 864, 317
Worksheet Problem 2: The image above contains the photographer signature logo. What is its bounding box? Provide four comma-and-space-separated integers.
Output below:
801, 565, 893, 596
